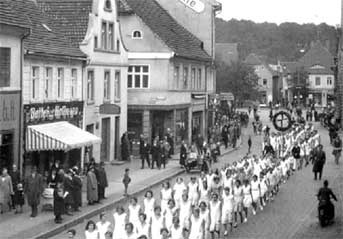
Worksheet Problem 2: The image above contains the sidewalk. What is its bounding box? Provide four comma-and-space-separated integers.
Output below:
0, 140, 241, 239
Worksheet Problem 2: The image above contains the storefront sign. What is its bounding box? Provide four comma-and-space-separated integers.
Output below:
178, 0, 205, 13
24, 101, 83, 126
0, 92, 20, 130
99, 104, 121, 115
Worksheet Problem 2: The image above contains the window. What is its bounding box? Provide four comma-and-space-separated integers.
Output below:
94, 36, 98, 49
87, 70, 94, 101
315, 77, 321, 86
57, 68, 64, 98
104, 71, 110, 100
31, 67, 39, 99
108, 23, 114, 50
101, 22, 107, 49
174, 66, 180, 89
191, 68, 196, 89
44, 67, 53, 99
197, 69, 202, 90
71, 69, 77, 98
327, 77, 333, 85
116, 39, 120, 52
104, 0, 112, 11
262, 79, 267, 86
114, 71, 121, 100
0, 47, 11, 87
132, 30, 142, 39
127, 65, 149, 88
183, 67, 188, 89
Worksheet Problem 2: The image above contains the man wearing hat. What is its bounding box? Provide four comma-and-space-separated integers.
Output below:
63, 169, 74, 215
24, 166, 43, 217
72, 166, 82, 211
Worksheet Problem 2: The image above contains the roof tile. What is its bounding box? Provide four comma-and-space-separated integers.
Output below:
0, 0, 30, 29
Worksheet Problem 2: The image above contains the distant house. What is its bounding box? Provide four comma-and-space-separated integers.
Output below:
245, 53, 275, 104
215, 43, 239, 65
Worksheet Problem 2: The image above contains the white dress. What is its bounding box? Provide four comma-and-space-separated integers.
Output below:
173, 182, 186, 208
179, 199, 191, 228
96, 221, 111, 239
260, 178, 268, 197
198, 183, 209, 204
209, 201, 221, 231
136, 222, 149, 238
188, 182, 199, 205
170, 225, 183, 239
85, 230, 99, 239
128, 204, 141, 227
233, 185, 243, 212
164, 207, 177, 230
200, 209, 210, 229
242, 185, 252, 208
189, 215, 204, 239
223, 176, 233, 189
151, 214, 164, 239
161, 188, 173, 213
113, 212, 127, 239
222, 193, 234, 223
124, 232, 137, 239
251, 180, 260, 203
144, 197, 155, 222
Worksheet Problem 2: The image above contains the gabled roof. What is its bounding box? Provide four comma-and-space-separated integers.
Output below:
215, 43, 239, 65
120, 0, 212, 62
0, 0, 31, 29
37, 0, 93, 48
9, 0, 85, 58
244, 53, 263, 65
298, 41, 334, 73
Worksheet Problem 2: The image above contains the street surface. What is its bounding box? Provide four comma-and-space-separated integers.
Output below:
51, 109, 343, 239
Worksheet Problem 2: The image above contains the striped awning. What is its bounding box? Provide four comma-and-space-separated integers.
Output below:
26, 121, 101, 152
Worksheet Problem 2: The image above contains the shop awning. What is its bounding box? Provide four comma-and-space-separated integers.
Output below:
26, 121, 101, 152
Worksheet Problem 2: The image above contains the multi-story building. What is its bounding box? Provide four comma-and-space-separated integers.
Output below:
40, 0, 129, 163
119, 0, 219, 146
0, 0, 30, 173
245, 53, 275, 104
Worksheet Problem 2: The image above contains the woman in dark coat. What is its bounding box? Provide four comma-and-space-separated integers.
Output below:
86, 167, 98, 205
312, 145, 326, 180
180, 141, 187, 167
53, 183, 65, 223
121, 132, 130, 161
72, 167, 82, 211
24, 166, 43, 217
63, 170, 74, 215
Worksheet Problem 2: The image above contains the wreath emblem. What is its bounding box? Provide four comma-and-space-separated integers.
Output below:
273, 111, 292, 132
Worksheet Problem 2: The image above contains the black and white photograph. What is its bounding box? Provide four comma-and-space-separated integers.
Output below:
0, 0, 342, 238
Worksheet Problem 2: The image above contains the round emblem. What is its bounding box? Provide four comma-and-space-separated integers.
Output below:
273, 111, 292, 132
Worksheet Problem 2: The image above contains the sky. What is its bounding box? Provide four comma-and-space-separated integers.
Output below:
217, 0, 341, 26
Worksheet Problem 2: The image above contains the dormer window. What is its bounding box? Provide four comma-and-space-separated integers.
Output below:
104, 0, 112, 11
132, 30, 142, 39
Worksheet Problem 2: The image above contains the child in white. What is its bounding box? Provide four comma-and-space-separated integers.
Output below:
96, 213, 111, 239
189, 208, 205, 239
113, 206, 127, 239
188, 177, 199, 206
160, 182, 173, 214
222, 187, 234, 236
143, 190, 155, 223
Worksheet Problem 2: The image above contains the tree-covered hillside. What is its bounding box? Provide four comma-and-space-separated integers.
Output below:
216, 18, 339, 63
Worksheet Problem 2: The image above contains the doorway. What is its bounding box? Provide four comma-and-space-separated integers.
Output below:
101, 118, 110, 161
114, 116, 120, 160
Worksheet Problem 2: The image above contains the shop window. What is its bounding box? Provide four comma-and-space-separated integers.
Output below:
0, 132, 13, 170
71, 69, 77, 98
132, 30, 142, 39
315, 77, 321, 86
31, 67, 40, 99
87, 70, 94, 101
128, 65, 149, 88
104, 70, 111, 100
57, 68, 64, 99
114, 71, 121, 100
44, 67, 53, 99
0, 47, 10, 87
183, 67, 188, 89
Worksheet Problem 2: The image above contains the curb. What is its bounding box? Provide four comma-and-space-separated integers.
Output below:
33, 168, 185, 239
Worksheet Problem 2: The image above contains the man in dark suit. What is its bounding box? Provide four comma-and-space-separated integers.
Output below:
313, 145, 326, 180
24, 166, 43, 217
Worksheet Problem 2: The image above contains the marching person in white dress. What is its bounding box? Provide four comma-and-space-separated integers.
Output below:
128, 197, 141, 229
198, 179, 210, 205
208, 193, 221, 239
150, 206, 164, 239
85, 220, 100, 239
188, 177, 199, 206
136, 213, 149, 238
233, 179, 244, 226
259, 173, 268, 207
188, 207, 205, 239
164, 199, 177, 231
179, 193, 191, 229
124, 223, 137, 239
143, 190, 156, 223
160, 182, 173, 214
199, 201, 210, 238
222, 187, 234, 236
113, 206, 127, 239
242, 179, 252, 222
96, 212, 112, 239
173, 177, 187, 209
170, 217, 183, 239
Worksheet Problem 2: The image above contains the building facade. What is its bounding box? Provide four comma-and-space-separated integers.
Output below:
119, 0, 217, 146
40, 0, 129, 163
0, 0, 30, 172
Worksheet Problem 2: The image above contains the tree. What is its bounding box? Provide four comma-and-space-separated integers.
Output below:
216, 61, 259, 102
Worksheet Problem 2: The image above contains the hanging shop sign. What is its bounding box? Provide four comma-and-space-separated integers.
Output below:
178, 0, 205, 13
24, 101, 84, 126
